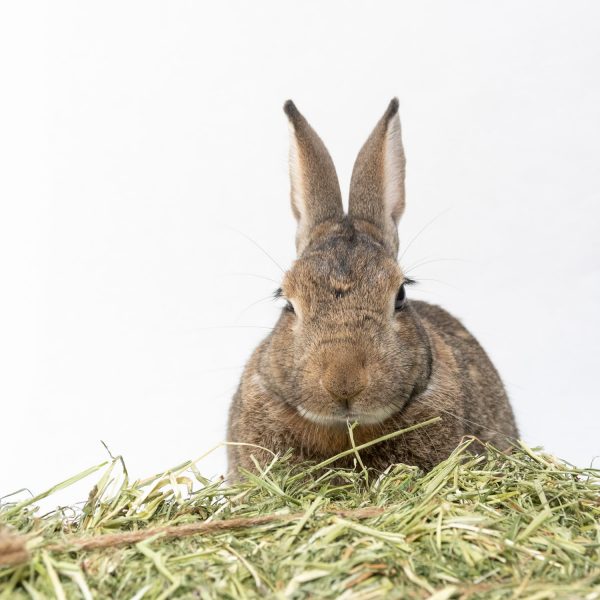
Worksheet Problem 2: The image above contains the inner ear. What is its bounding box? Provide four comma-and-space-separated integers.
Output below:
284, 101, 344, 255
348, 98, 405, 256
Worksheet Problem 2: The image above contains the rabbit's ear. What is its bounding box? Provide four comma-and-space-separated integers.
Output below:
348, 98, 405, 255
284, 101, 344, 254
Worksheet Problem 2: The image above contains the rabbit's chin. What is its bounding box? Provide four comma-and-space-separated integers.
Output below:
296, 404, 397, 427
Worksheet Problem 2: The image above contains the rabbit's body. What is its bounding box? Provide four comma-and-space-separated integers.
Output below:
227, 100, 518, 477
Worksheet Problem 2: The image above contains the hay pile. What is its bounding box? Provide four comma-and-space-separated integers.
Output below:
1, 432, 599, 599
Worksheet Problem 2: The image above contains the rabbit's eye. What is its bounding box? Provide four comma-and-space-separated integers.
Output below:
394, 284, 407, 311
274, 287, 296, 314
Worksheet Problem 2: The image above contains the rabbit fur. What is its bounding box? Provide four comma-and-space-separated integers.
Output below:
227, 99, 518, 477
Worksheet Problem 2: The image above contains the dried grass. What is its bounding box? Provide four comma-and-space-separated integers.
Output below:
1, 428, 599, 599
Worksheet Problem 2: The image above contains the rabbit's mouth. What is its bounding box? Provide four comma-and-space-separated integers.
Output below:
296, 404, 397, 427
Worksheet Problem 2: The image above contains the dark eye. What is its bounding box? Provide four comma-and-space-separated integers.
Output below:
274, 288, 295, 314
394, 284, 407, 311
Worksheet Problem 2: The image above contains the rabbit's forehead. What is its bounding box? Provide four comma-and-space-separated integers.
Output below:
283, 241, 402, 299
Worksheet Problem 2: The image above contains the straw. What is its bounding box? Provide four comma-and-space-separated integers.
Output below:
1, 424, 599, 599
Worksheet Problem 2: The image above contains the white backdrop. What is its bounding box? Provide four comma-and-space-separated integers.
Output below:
1, 1, 599, 508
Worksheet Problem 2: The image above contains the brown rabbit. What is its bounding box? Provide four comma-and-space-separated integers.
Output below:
227, 99, 518, 477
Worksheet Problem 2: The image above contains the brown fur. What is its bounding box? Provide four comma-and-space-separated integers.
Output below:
227, 100, 518, 478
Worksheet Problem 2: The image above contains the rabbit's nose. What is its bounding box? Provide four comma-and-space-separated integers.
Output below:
321, 356, 368, 403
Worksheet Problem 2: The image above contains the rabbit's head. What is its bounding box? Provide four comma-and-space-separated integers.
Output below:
266, 99, 430, 428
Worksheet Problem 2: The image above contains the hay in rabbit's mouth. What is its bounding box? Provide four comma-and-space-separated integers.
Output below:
1, 427, 599, 599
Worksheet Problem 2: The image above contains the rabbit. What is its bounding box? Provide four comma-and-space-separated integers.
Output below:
227, 98, 518, 478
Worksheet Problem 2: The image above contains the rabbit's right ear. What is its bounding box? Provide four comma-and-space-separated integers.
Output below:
284, 101, 344, 255
348, 99, 405, 256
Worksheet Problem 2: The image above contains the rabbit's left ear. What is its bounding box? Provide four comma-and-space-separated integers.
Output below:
348, 98, 405, 255
284, 101, 344, 255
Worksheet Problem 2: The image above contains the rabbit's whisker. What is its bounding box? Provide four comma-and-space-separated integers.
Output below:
189, 325, 276, 332
404, 256, 473, 275
398, 208, 452, 262
226, 225, 286, 274
234, 295, 282, 322
223, 272, 282, 285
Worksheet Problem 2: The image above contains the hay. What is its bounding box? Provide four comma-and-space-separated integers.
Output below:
1, 431, 599, 599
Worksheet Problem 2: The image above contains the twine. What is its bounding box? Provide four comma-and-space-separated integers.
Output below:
0, 506, 385, 566
0, 530, 29, 567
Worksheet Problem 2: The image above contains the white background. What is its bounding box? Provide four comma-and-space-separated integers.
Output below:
1, 1, 599, 509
